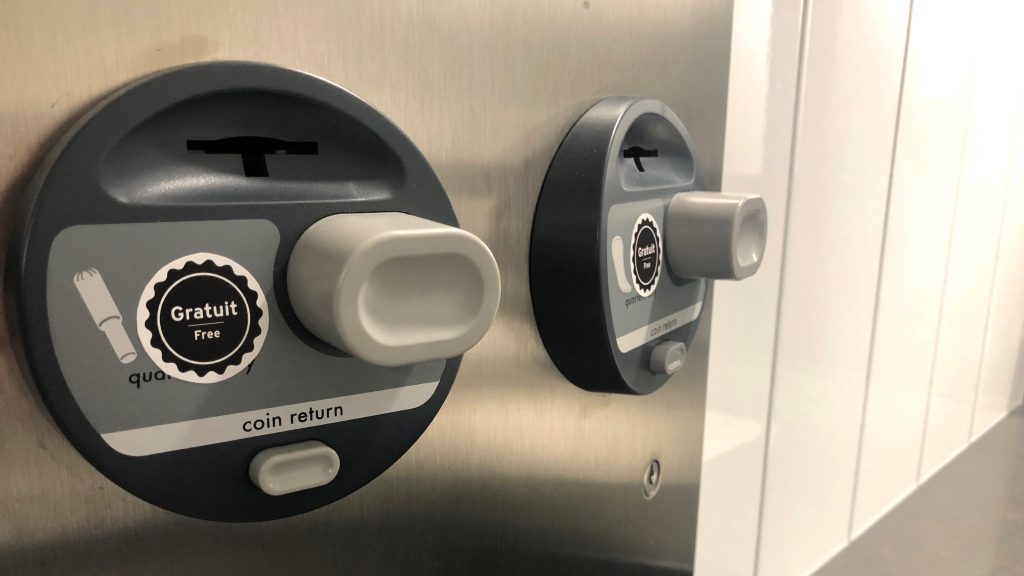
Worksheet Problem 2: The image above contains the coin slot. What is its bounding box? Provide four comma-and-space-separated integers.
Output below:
187, 136, 319, 177
618, 113, 695, 191
623, 146, 658, 172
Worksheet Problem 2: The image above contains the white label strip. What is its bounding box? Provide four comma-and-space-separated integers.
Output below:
101, 381, 439, 456
615, 301, 704, 353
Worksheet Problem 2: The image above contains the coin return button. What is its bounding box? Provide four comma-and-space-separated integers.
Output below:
249, 441, 341, 496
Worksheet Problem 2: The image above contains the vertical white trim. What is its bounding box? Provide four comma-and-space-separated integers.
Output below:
969, 97, 1024, 439
846, 0, 916, 541
914, 45, 981, 484
752, 0, 811, 573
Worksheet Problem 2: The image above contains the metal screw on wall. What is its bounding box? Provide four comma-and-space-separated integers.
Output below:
643, 459, 662, 499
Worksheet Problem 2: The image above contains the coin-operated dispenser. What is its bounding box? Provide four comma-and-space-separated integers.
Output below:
7, 62, 500, 520
530, 97, 766, 395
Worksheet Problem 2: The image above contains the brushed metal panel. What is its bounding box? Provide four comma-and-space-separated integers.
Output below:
0, 1, 732, 574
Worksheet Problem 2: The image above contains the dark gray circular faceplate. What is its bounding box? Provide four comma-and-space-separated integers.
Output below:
6, 62, 462, 521
530, 97, 707, 395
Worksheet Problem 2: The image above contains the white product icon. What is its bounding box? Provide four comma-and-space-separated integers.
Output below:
73, 268, 137, 364
610, 235, 633, 294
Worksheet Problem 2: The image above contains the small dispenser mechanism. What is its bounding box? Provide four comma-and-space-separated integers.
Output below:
530, 97, 766, 395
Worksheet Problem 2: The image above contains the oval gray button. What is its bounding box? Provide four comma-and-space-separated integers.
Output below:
249, 441, 340, 496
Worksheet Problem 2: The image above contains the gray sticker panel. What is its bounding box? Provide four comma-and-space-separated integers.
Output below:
606, 199, 705, 352
47, 219, 443, 454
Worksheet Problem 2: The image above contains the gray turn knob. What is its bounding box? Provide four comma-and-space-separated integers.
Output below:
665, 192, 767, 280
288, 212, 501, 367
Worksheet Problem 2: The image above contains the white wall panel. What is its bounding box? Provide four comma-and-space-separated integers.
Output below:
695, 0, 803, 573
850, 0, 978, 538
972, 96, 1024, 438
756, 0, 910, 574
698, 1, 1024, 573
919, 1, 1024, 480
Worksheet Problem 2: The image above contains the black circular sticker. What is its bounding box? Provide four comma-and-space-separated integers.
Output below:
630, 213, 662, 297
137, 253, 268, 383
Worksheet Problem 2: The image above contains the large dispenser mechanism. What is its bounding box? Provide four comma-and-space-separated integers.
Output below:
8, 62, 499, 521
530, 97, 766, 395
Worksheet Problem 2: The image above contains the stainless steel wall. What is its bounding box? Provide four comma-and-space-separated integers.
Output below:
0, 2, 732, 574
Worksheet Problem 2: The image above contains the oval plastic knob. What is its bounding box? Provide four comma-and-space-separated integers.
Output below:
665, 192, 767, 280
288, 213, 501, 367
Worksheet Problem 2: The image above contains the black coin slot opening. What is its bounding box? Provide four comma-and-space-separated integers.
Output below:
623, 146, 658, 172
187, 136, 319, 177
618, 113, 695, 191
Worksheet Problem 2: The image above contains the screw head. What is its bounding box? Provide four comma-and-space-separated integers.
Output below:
643, 459, 661, 499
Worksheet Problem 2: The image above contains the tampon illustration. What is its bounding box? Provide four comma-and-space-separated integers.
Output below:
73, 268, 137, 364
611, 235, 633, 294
